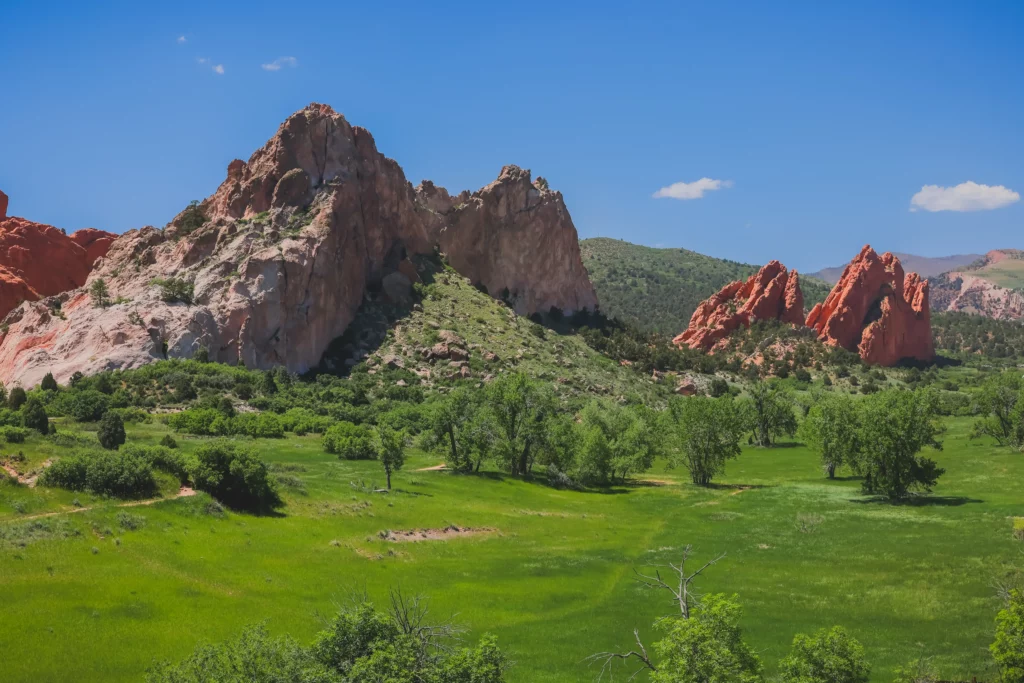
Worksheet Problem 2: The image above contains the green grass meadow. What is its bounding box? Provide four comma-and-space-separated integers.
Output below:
1, 418, 1021, 682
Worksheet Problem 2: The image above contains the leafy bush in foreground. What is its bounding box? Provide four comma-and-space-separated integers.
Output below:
147, 599, 508, 683
191, 442, 280, 511
39, 448, 157, 498
322, 422, 377, 460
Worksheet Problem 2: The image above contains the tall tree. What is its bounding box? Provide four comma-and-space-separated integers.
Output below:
423, 387, 476, 472
799, 393, 862, 479
666, 397, 744, 486
376, 426, 406, 490
859, 390, 944, 500
971, 372, 1024, 448
743, 381, 797, 447
486, 373, 553, 476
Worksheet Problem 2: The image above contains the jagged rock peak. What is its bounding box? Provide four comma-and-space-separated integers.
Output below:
415, 164, 598, 315
806, 245, 933, 366
672, 260, 805, 352
0, 104, 598, 387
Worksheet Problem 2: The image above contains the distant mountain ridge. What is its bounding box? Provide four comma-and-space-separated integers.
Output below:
809, 252, 984, 284
579, 238, 831, 336
930, 249, 1024, 320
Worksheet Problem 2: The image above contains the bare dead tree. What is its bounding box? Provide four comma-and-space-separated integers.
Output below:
633, 545, 726, 620
585, 545, 725, 681
388, 586, 466, 656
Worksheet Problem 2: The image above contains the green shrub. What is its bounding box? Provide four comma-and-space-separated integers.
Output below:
779, 626, 869, 683
41, 373, 58, 392
116, 511, 146, 531
8, 387, 27, 410
51, 389, 110, 422
1, 426, 28, 444
160, 434, 178, 449
21, 397, 49, 435
97, 412, 127, 450
151, 277, 195, 305
190, 442, 280, 511
993, 590, 1024, 683
322, 422, 377, 460
40, 449, 157, 499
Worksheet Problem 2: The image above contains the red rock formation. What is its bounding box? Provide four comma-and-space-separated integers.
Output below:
806, 245, 933, 366
0, 203, 116, 319
70, 228, 117, 267
672, 261, 805, 351
0, 104, 599, 387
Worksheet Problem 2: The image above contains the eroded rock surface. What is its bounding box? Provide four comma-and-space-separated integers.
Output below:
0, 105, 597, 387
672, 261, 805, 351
0, 198, 116, 320
416, 166, 597, 315
806, 245, 933, 366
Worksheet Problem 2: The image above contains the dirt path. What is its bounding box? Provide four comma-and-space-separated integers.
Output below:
14, 486, 197, 521
415, 463, 448, 471
2, 458, 51, 487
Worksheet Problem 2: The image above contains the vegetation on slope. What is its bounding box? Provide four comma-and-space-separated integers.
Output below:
580, 238, 832, 336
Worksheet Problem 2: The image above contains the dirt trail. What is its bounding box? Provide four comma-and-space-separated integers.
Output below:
13, 486, 197, 521
415, 463, 448, 471
2, 458, 51, 487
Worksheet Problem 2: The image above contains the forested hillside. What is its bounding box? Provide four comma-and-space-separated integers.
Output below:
580, 238, 831, 336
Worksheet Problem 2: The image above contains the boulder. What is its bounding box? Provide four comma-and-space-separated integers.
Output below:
672, 261, 805, 352
806, 245, 933, 366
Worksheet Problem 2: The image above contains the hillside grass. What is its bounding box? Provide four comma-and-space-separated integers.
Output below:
1, 417, 1020, 682
580, 237, 832, 336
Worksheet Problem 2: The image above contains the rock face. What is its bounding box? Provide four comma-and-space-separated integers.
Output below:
0, 104, 598, 387
672, 261, 805, 351
930, 250, 1024, 320
416, 167, 597, 315
0, 198, 116, 320
806, 245, 933, 366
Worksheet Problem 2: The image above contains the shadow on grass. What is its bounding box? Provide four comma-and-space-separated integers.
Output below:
704, 483, 772, 492
460, 470, 633, 495
849, 495, 983, 507
391, 488, 433, 497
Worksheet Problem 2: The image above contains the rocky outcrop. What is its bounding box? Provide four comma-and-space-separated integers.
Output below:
0, 198, 116, 320
672, 261, 805, 351
70, 228, 117, 267
930, 250, 1024, 320
0, 104, 598, 387
806, 245, 933, 366
416, 166, 597, 315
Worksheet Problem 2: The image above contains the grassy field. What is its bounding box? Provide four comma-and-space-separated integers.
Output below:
1, 418, 1021, 682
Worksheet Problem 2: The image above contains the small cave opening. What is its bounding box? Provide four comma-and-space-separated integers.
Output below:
855, 284, 893, 346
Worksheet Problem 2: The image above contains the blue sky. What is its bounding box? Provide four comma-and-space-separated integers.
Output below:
1, 0, 1021, 272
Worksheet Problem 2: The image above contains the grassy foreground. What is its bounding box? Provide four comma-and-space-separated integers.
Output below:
1, 418, 1021, 682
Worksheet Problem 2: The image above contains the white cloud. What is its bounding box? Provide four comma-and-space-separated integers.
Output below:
261, 56, 298, 71
177, 35, 187, 44
653, 178, 734, 200
197, 57, 208, 64
212, 64, 225, 75
910, 181, 1019, 212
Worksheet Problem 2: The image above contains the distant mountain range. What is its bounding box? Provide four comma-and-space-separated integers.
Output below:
808, 252, 984, 284
930, 250, 1024, 319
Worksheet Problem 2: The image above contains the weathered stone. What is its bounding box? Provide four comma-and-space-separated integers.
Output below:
672, 261, 805, 352
806, 245, 933, 366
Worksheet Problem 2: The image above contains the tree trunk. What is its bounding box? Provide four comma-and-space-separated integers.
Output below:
447, 428, 458, 468
386, 467, 392, 490
827, 463, 836, 479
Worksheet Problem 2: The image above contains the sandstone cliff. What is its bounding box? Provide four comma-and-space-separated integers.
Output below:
929, 250, 1024, 320
806, 245, 933, 366
672, 260, 805, 351
0, 104, 598, 387
0, 192, 116, 320
416, 167, 597, 315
